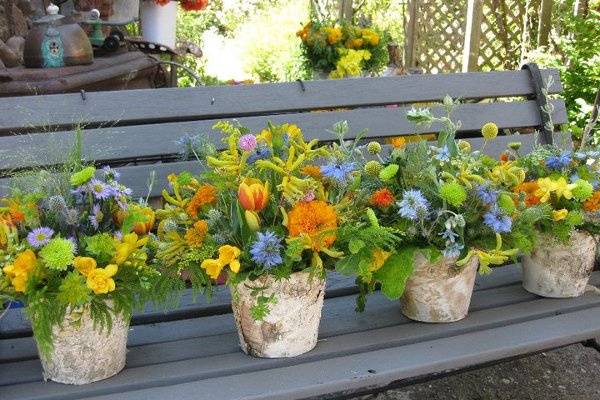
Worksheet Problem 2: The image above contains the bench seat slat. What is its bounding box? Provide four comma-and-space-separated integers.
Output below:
0, 263, 538, 366
2, 269, 599, 400
0, 69, 561, 135
0, 99, 567, 171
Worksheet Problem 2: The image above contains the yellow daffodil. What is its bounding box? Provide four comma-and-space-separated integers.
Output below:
73, 256, 97, 277
552, 209, 569, 221
3, 249, 37, 292
86, 264, 118, 294
200, 245, 242, 279
113, 233, 148, 265
553, 177, 575, 200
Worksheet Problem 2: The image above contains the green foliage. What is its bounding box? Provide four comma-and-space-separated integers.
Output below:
528, 4, 600, 141
57, 272, 92, 306
250, 293, 277, 321
373, 247, 415, 300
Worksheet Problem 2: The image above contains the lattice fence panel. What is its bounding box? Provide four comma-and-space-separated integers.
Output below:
411, 0, 467, 73
478, 0, 541, 71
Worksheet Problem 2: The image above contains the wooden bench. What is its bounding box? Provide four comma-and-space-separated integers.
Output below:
2, 66, 600, 400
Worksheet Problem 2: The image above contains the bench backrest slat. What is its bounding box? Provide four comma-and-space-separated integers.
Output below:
0, 68, 566, 197
0, 69, 561, 135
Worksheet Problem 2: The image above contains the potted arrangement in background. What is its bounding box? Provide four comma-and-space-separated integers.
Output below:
0, 136, 159, 384
141, 0, 208, 48
509, 145, 600, 297
297, 21, 389, 79
158, 121, 361, 357
344, 99, 527, 323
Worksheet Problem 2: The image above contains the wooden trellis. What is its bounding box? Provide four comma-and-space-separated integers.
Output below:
404, 0, 550, 73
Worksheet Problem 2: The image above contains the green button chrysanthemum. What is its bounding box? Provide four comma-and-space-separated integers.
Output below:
70, 166, 96, 187
39, 238, 75, 271
498, 193, 516, 215
439, 181, 467, 207
379, 164, 399, 181
572, 179, 594, 201
367, 141, 382, 155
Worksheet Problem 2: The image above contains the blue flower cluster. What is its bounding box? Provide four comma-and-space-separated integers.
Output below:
250, 231, 283, 268
475, 183, 499, 205
397, 189, 430, 221
247, 146, 272, 164
320, 161, 356, 184
483, 206, 512, 233
545, 152, 571, 170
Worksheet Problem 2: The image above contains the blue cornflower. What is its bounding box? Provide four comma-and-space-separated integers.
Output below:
89, 204, 102, 230
247, 146, 272, 164
443, 242, 464, 258
483, 207, 512, 233
27, 227, 54, 248
440, 227, 459, 243
250, 231, 283, 268
434, 146, 450, 162
545, 152, 571, 170
320, 161, 356, 184
397, 189, 430, 220
475, 183, 499, 205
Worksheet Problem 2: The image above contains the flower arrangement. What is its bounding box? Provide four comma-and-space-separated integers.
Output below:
507, 145, 600, 242
149, 0, 209, 11
0, 140, 158, 360
297, 21, 389, 78
341, 98, 533, 314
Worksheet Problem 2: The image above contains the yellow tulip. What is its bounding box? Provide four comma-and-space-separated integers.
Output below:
200, 259, 225, 280
73, 256, 97, 277
238, 178, 269, 212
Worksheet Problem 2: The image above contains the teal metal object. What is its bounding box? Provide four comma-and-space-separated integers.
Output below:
41, 27, 65, 68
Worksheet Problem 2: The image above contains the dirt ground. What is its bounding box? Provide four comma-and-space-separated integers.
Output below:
352, 343, 600, 400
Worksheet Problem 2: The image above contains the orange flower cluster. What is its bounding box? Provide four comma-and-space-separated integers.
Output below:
186, 185, 217, 219
185, 220, 209, 247
514, 181, 540, 206
584, 191, 600, 212
300, 165, 322, 179
287, 200, 337, 249
370, 188, 395, 208
181, 0, 209, 11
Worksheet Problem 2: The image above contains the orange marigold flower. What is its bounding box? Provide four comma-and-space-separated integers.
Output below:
500, 152, 509, 162
390, 137, 407, 148
185, 220, 209, 247
287, 200, 337, 250
584, 191, 600, 212
514, 181, 541, 206
186, 185, 217, 219
370, 188, 395, 208
301, 165, 322, 179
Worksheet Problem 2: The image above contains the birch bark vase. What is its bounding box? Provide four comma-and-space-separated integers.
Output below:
35, 305, 129, 385
401, 253, 479, 323
230, 271, 326, 358
141, 1, 177, 48
522, 230, 596, 298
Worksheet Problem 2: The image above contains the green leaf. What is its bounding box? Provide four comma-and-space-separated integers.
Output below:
335, 254, 360, 276
348, 239, 365, 254
373, 247, 415, 300
419, 246, 442, 263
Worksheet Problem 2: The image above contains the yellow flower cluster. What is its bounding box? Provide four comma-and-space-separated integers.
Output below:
74, 257, 118, 295
329, 49, 371, 79
535, 177, 575, 203
200, 245, 241, 280
3, 249, 36, 292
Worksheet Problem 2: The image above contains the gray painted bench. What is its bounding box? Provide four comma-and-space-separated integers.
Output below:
2, 68, 600, 400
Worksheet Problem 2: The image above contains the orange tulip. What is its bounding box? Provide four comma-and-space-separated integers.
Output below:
238, 178, 269, 212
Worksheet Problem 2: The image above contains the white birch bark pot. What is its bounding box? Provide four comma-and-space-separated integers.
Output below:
522, 230, 596, 298
35, 305, 130, 385
401, 253, 479, 323
230, 271, 326, 358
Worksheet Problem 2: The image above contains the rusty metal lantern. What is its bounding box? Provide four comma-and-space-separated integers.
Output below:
23, 3, 94, 68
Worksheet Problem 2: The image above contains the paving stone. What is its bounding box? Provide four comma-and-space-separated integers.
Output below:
351, 344, 600, 400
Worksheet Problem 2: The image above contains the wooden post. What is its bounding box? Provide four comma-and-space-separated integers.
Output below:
537, 0, 553, 47
339, 0, 353, 23
462, 0, 483, 72
404, 0, 418, 70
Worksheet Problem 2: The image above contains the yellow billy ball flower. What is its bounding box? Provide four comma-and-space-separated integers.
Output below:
367, 141, 382, 155
365, 160, 383, 176
481, 122, 499, 140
